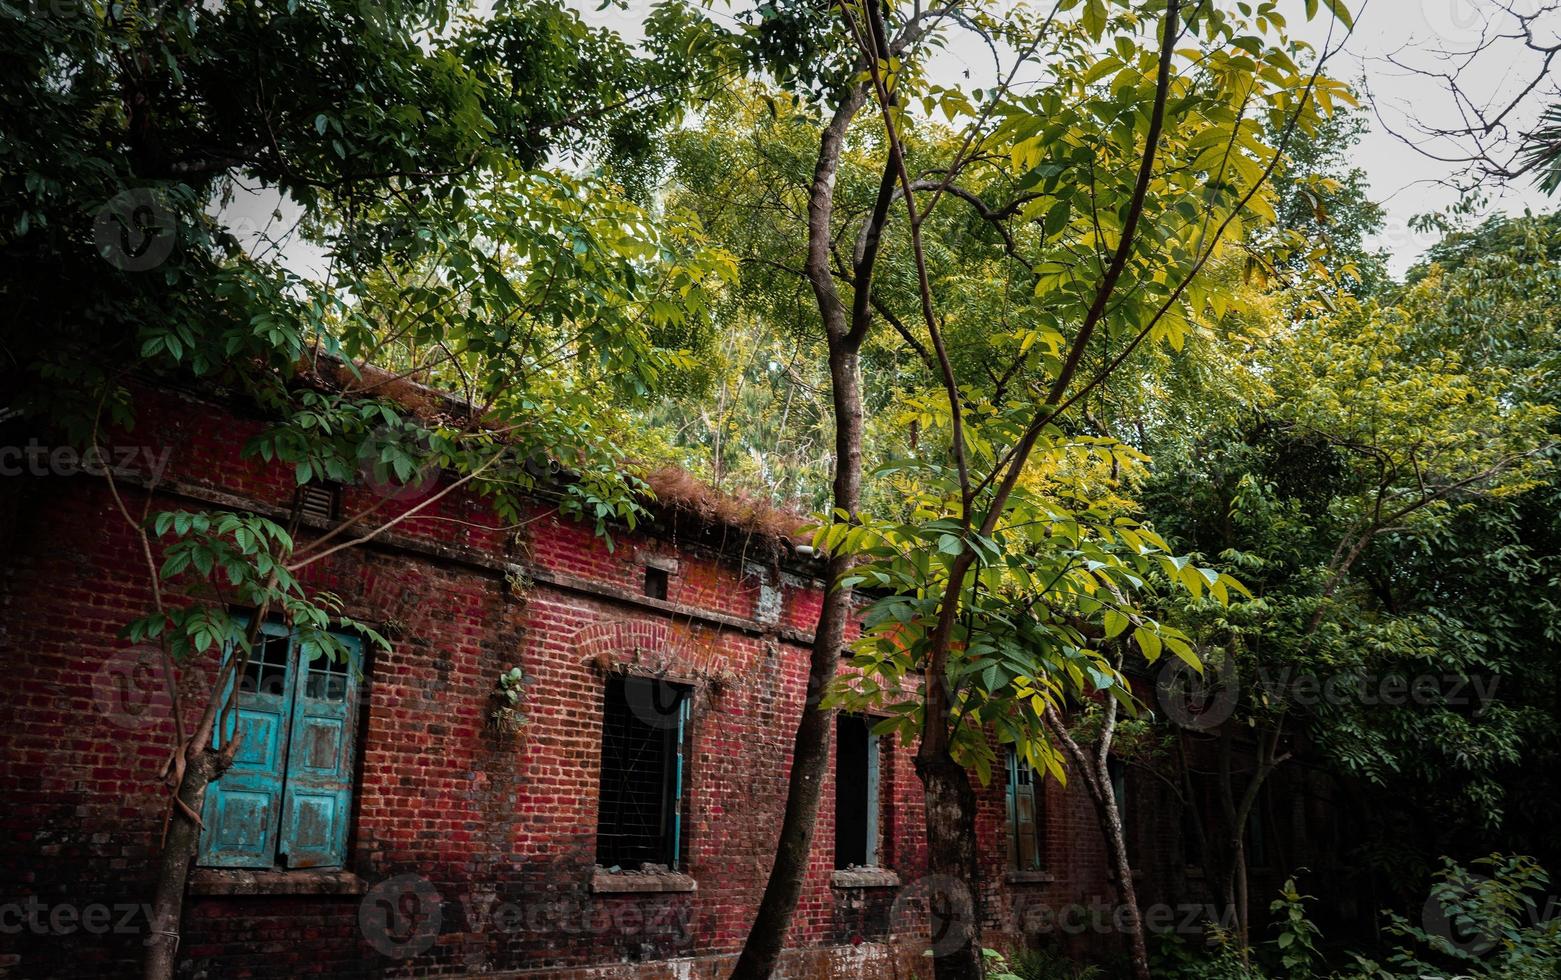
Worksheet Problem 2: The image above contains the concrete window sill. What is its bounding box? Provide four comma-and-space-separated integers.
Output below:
1004, 870, 1057, 885
591, 869, 697, 894
830, 867, 901, 889
188, 868, 367, 896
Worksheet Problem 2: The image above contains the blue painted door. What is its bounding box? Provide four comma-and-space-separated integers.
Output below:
198, 624, 294, 868
279, 633, 361, 868
198, 626, 361, 869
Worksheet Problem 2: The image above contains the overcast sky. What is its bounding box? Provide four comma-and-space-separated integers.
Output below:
226, 0, 1560, 280
1293, 0, 1559, 272
570, 0, 1559, 274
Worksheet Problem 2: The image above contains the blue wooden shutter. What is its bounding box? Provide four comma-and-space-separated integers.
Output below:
278, 634, 361, 868
1004, 748, 1020, 870
198, 624, 294, 868
1005, 747, 1043, 870
669, 694, 688, 870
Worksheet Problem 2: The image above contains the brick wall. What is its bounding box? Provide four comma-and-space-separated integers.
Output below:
0, 384, 1131, 979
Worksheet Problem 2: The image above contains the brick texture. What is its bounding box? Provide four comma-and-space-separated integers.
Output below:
0, 386, 1141, 979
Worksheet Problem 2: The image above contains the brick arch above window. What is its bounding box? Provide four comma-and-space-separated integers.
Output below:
571, 617, 742, 684
572, 618, 687, 675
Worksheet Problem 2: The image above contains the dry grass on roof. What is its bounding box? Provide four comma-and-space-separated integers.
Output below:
642, 466, 809, 545
299, 356, 483, 425
296, 357, 809, 546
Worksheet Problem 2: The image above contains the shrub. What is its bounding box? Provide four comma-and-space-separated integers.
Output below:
1341, 854, 1561, 980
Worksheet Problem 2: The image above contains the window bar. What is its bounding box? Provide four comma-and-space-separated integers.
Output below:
865, 730, 880, 867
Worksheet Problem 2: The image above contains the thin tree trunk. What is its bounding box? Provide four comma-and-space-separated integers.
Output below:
1043, 701, 1150, 980
1216, 725, 1247, 951
730, 349, 864, 977
1102, 798, 1150, 980
143, 747, 220, 980
1235, 843, 1250, 949
1092, 689, 1149, 980
912, 547, 988, 980
745, 0, 1189, 970
1214, 720, 1286, 952
143, 584, 278, 980
730, 85, 869, 980
143, 653, 243, 980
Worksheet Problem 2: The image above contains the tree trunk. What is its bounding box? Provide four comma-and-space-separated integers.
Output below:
911, 549, 989, 980
1215, 721, 1285, 952
729, 541, 857, 977
915, 745, 985, 980
730, 84, 868, 977
1043, 701, 1150, 980
1098, 783, 1150, 980
1217, 837, 1250, 954
143, 747, 222, 980
1235, 842, 1250, 950
142, 593, 270, 980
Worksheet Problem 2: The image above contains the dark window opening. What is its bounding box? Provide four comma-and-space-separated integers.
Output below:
1109, 756, 1126, 810
240, 632, 292, 698
834, 714, 879, 869
1006, 747, 1046, 871
597, 675, 688, 869
1181, 793, 1204, 867
1182, 769, 1217, 869
1245, 781, 1278, 869
643, 566, 669, 600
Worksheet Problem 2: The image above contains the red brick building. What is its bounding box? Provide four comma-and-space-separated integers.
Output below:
0, 380, 1206, 978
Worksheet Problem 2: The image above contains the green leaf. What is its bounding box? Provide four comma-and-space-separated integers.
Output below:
1133, 626, 1162, 661
1043, 199, 1072, 236
1103, 609, 1130, 639
1082, 0, 1107, 38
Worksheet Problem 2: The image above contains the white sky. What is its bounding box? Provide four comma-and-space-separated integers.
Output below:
573, 0, 1561, 275
224, 0, 1561, 280
1297, 0, 1559, 273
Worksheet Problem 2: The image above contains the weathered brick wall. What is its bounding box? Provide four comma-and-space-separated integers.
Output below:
0, 384, 1129, 979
